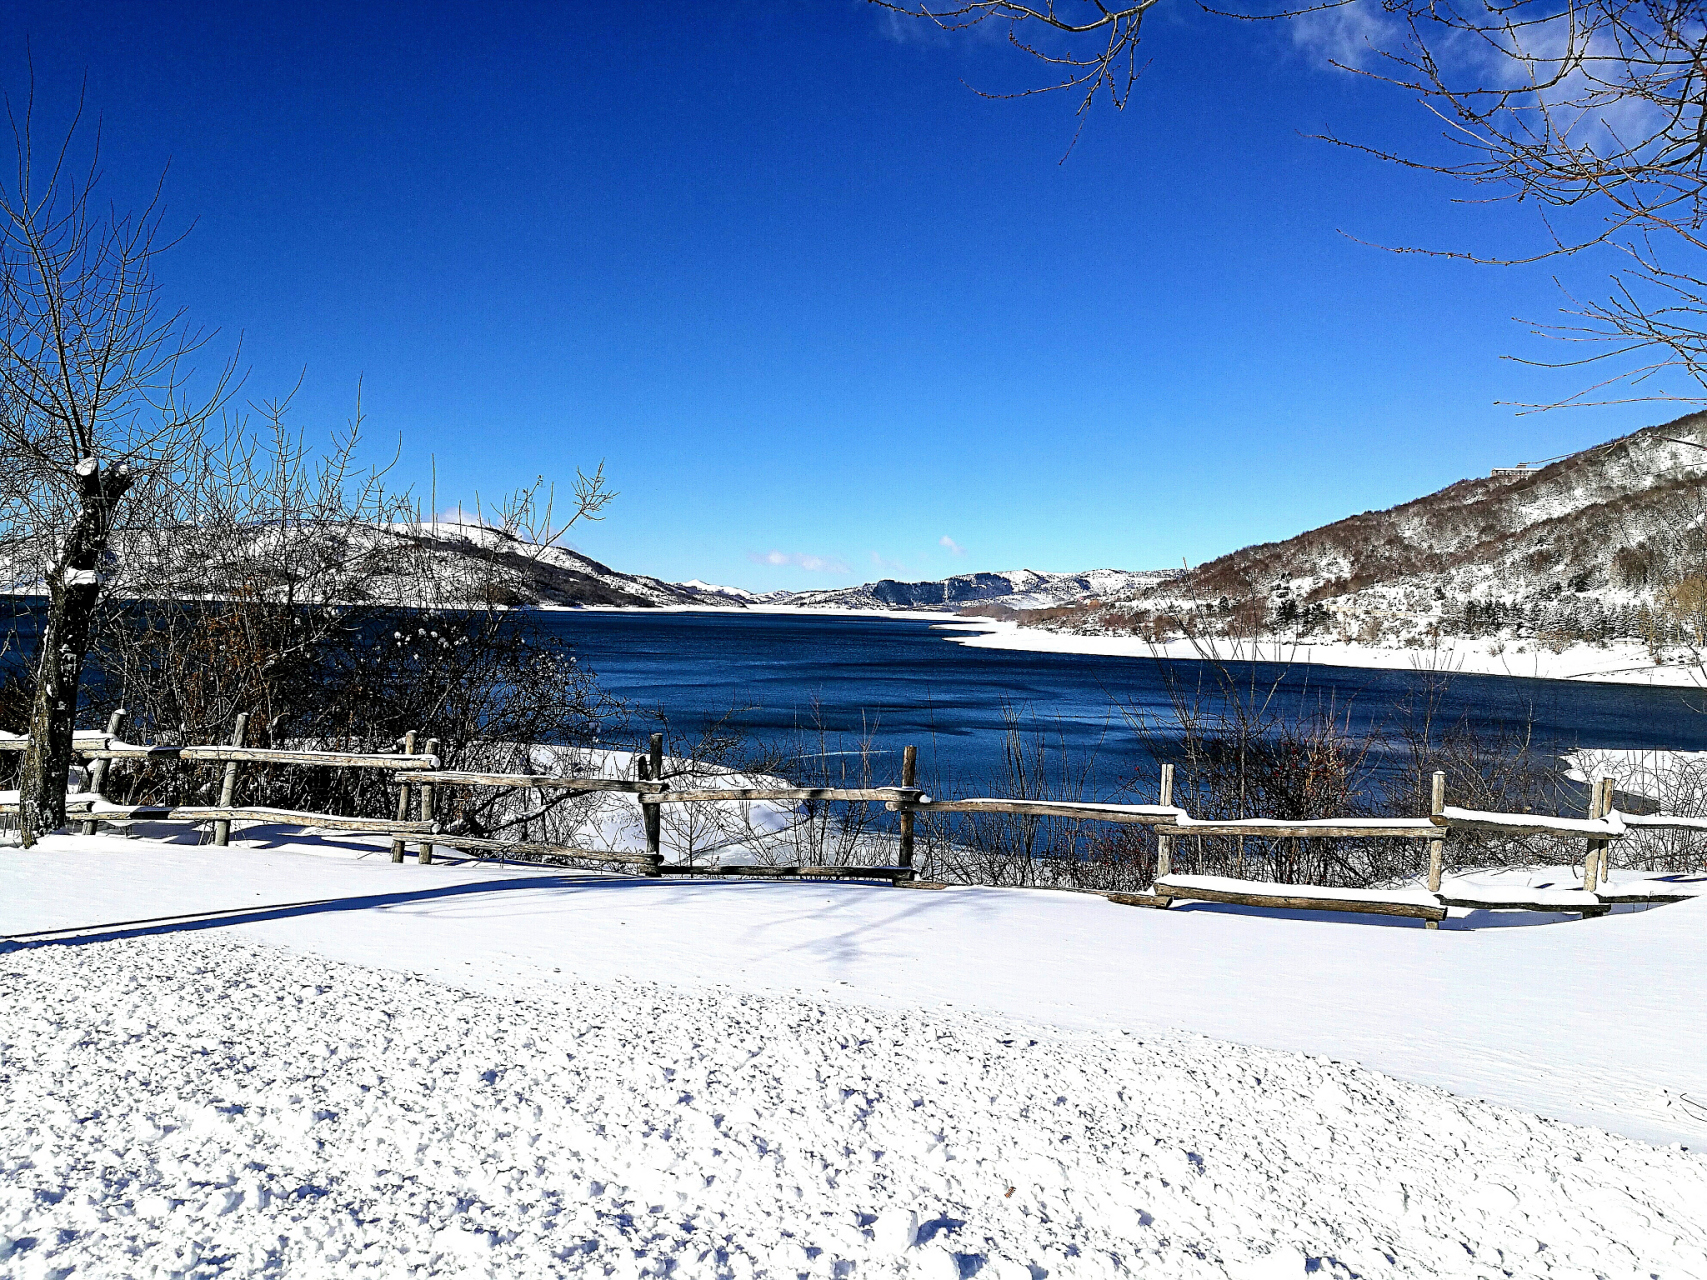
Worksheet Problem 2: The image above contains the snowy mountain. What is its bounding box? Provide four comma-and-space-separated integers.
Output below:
363, 522, 745, 609
1083, 410, 1707, 645
677, 579, 763, 604
757, 567, 1178, 612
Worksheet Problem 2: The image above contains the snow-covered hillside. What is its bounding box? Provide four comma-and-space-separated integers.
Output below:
1157, 413, 1707, 628
996, 411, 1707, 666
380, 522, 748, 609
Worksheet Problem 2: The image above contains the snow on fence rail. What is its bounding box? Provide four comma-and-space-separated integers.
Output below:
5, 720, 1706, 922
0, 732, 443, 770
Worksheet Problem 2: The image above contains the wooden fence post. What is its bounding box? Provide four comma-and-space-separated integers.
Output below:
1427, 770, 1446, 890
212, 712, 251, 847
80, 708, 126, 837
645, 733, 664, 862
897, 744, 917, 870
1155, 762, 1175, 883
1584, 775, 1612, 892
390, 730, 417, 863
417, 738, 440, 864
1425, 770, 1446, 929
1598, 776, 1616, 889
1581, 774, 1604, 892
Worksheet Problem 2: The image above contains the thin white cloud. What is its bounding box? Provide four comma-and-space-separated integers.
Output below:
871, 7, 952, 47
1289, 3, 1667, 162
1287, 1, 1398, 70
939, 535, 965, 556
433, 504, 486, 527
749, 549, 850, 574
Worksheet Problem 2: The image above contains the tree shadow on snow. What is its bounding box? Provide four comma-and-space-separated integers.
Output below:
1, 873, 667, 949
1, 871, 950, 951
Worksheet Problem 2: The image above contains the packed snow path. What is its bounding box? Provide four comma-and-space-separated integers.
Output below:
5, 932, 1706, 1279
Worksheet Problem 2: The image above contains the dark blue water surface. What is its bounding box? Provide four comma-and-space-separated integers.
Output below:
540, 610, 1707, 797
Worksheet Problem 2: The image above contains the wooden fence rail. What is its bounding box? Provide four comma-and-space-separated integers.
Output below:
6, 723, 1705, 922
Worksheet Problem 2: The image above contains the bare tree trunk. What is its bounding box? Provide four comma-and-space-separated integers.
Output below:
20, 461, 131, 846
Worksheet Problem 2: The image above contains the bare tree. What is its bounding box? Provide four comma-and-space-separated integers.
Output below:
79, 397, 624, 823
1315, 1, 1707, 409
0, 90, 232, 842
872, 1, 1159, 121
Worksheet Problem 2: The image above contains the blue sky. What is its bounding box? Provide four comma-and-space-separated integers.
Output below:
0, 2, 1669, 590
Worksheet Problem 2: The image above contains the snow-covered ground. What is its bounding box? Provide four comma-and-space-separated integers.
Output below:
4, 831, 1706, 1277
938, 618, 1707, 688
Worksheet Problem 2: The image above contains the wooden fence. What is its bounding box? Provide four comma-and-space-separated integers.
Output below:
4, 722, 1704, 926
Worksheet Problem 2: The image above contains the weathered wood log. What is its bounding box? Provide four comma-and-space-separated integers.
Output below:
888, 797, 1168, 821
655, 863, 799, 877
1432, 806, 1627, 838
1437, 893, 1609, 916
0, 731, 113, 751
417, 834, 663, 869
0, 795, 101, 814
1106, 891, 1173, 909
1593, 889, 1700, 904
397, 770, 667, 793
78, 804, 434, 833
653, 863, 912, 880
212, 713, 251, 847
391, 731, 418, 863
656, 787, 927, 804
1153, 877, 1447, 922
1155, 819, 1440, 839
898, 744, 917, 870
71, 744, 185, 759
796, 864, 914, 879
180, 746, 442, 769
80, 710, 126, 837
418, 739, 440, 865
1621, 812, 1707, 831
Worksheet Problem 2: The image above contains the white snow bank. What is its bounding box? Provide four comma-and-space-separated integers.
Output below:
1566, 748, 1707, 810
941, 619, 1707, 687
4, 834, 1706, 1152
5, 931, 1707, 1279
456, 746, 805, 863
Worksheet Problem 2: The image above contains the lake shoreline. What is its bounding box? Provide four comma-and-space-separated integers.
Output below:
552, 603, 1706, 689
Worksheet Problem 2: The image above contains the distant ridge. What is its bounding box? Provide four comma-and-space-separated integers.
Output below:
752, 567, 1179, 612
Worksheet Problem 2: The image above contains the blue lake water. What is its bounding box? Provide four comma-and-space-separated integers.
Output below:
539, 610, 1707, 798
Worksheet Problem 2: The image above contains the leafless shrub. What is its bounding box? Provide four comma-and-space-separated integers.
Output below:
65, 399, 621, 823
915, 702, 1113, 887
1573, 747, 1707, 874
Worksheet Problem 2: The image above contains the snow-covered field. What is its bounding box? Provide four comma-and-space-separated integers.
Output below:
5, 831, 1707, 1277
938, 618, 1707, 688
